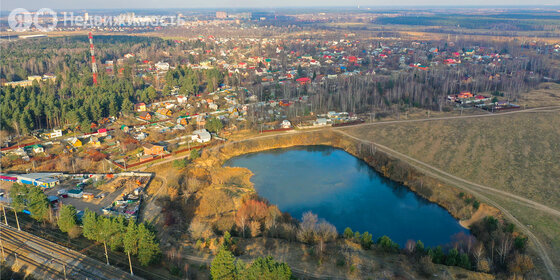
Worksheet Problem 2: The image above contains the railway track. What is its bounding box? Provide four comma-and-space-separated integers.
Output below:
2, 213, 173, 280
1, 224, 140, 280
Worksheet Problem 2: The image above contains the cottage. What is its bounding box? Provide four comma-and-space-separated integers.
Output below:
143, 143, 164, 155
139, 112, 152, 121
89, 136, 101, 147
135, 103, 147, 112
314, 118, 329, 126
458, 92, 473, 99
177, 116, 189, 125
177, 95, 188, 104
97, 128, 108, 136
281, 120, 292, 129
156, 108, 172, 117
155, 61, 170, 71
32, 144, 44, 153
192, 129, 211, 143
69, 137, 82, 147
296, 77, 311, 85
49, 129, 63, 138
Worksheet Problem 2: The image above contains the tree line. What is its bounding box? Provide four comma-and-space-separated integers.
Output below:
9, 183, 160, 275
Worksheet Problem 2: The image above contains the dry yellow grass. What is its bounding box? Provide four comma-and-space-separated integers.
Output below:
344, 112, 560, 209
518, 83, 560, 107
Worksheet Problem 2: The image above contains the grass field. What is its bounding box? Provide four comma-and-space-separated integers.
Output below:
341, 109, 560, 277
344, 112, 560, 209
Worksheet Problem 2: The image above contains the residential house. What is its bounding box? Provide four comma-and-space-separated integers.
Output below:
142, 143, 164, 155
89, 137, 101, 147
281, 120, 291, 129
69, 137, 82, 147
192, 129, 211, 143
32, 144, 44, 153
458, 92, 473, 99
314, 118, 330, 126
177, 95, 188, 104
139, 112, 152, 121
156, 108, 172, 117
135, 103, 147, 112
155, 61, 170, 71
47, 129, 63, 138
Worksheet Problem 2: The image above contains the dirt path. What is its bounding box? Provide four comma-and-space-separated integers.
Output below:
140, 176, 166, 223
136, 105, 560, 279
333, 129, 560, 280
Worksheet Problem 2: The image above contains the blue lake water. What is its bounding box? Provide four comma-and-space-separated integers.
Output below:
224, 145, 470, 247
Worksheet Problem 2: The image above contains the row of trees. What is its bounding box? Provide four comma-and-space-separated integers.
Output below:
9, 183, 160, 275
210, 245, 291, 280
81, 209, 160, 272
10, 183, 51, 222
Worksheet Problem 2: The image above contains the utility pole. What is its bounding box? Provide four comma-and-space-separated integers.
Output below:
14, 209, 20, 231
0, 238, 5, 262
2, 205, 7, 225
127, 252, 134, 276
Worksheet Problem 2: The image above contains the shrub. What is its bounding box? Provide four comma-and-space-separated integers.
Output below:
419, 255, 435, 277
377, 236, 399, 252
343, 227, 353, 239
361, 232, 373, 249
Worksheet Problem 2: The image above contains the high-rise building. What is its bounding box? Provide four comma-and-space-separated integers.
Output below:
216, 11, 227, 19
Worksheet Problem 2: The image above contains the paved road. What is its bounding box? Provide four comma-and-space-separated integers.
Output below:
0, 224, 142, 280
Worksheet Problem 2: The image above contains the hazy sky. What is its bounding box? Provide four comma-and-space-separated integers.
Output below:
4, 0, 560, 11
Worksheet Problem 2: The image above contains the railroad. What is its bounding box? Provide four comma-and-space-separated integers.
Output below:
1, 224, 141, 280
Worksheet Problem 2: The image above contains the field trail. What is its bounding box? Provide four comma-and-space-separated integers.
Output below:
332, 128, 560, 280
459, 204, 501, 229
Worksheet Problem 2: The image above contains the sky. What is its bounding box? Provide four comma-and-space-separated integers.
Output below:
3, 0, 560, 11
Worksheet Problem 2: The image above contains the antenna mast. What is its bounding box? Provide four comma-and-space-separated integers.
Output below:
88, 32, 98, 85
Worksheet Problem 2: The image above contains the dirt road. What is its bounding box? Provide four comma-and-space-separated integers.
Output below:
333, 129, 560, 280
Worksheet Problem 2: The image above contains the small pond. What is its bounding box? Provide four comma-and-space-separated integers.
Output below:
224, 145, 470, 247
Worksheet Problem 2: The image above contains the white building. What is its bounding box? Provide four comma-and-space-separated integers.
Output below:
47, 129, 63, 138
155, 61, 170, 71
177, 95, 188, 104
281, 120, 291, 129
314, 118, 329, 126
192, 129, 211, 143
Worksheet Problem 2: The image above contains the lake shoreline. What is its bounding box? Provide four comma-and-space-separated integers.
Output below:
200, 129, 500, 231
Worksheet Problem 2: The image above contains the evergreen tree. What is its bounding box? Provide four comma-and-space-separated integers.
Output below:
240, 256, 292, 280
361, 232, 373, 249
124, 220, 139, 275
57, 204, 77, 233
446, 248, 459, 266
343, 227, 353, 239
82, 209, 99, 241
137, 223, 160, 266
458, 253, 471, 270
205, 117, 223, 134
109, 216, 126, 251
211, 246, 237, 280
26, 186, 49, 222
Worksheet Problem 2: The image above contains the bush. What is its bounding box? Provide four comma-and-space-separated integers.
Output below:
514, 236, 528, 251
472, 200, 480, 210
172, 158, 188, 169
377, 236, 399, 252
361, 232, 373, 249
419, 255, 435, 277
343, 227, 353, 239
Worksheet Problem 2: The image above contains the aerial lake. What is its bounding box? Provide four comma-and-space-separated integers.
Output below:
224, 145, 470, 247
